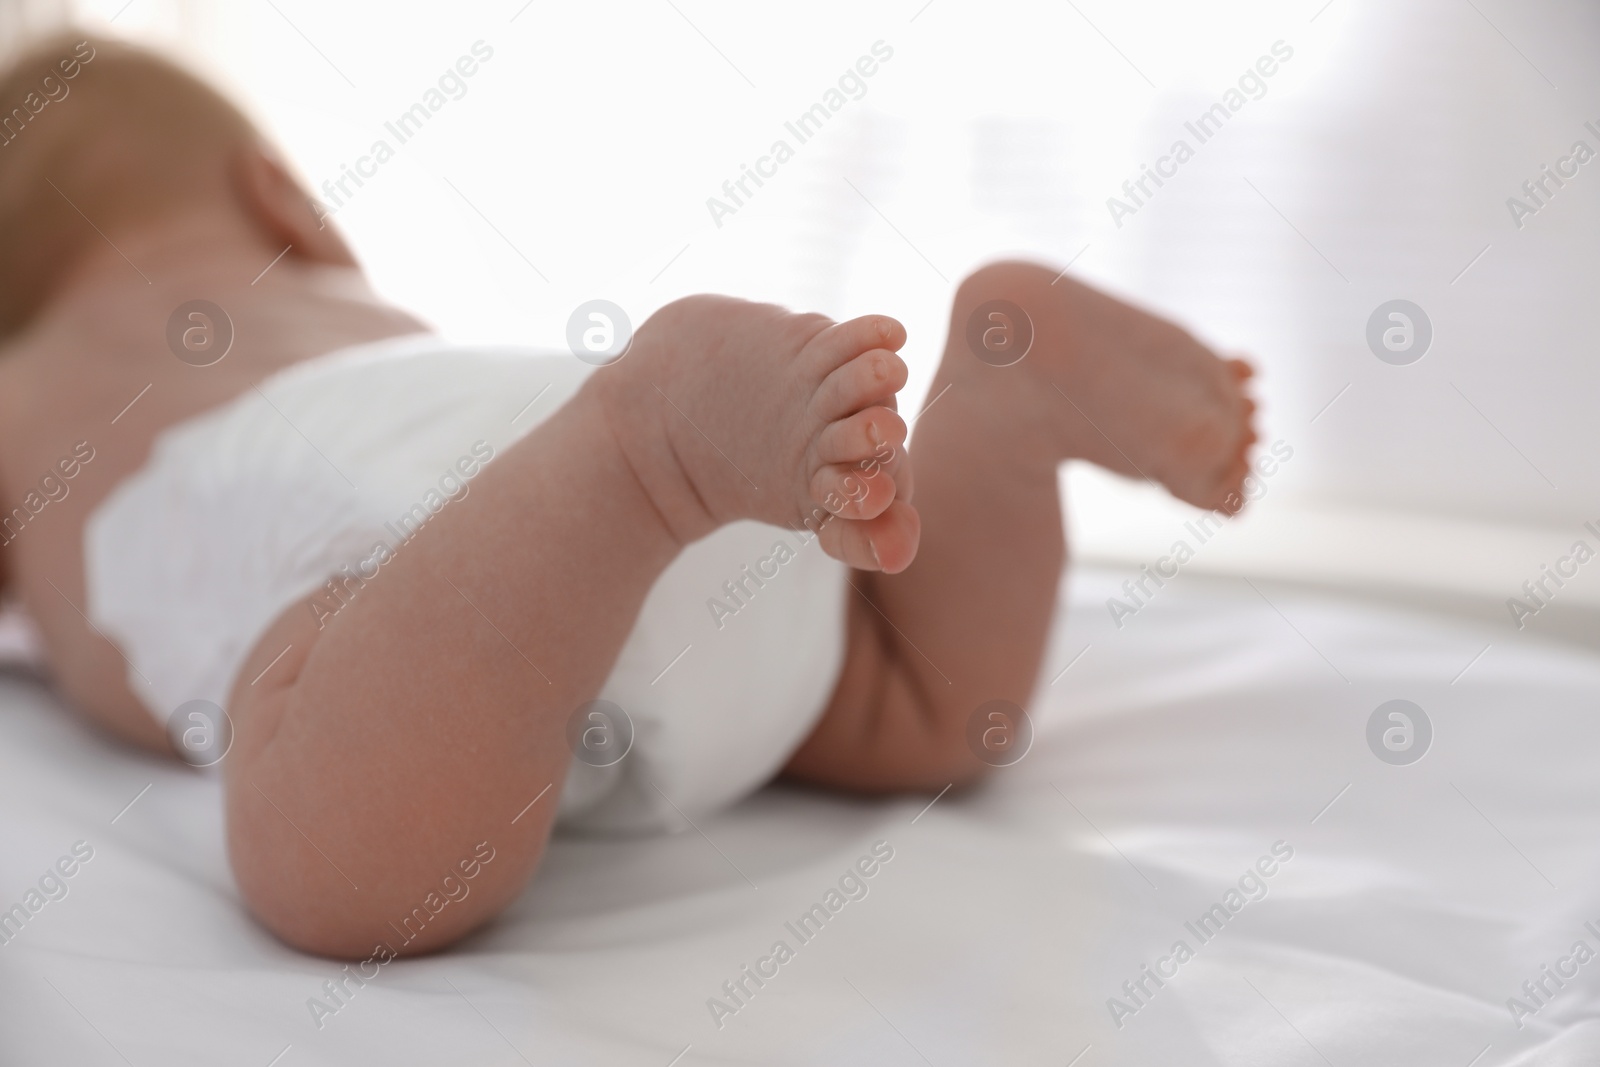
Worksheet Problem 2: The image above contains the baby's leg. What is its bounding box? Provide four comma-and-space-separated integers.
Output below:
785, 261, 1256, 790
226, 297, 915, 958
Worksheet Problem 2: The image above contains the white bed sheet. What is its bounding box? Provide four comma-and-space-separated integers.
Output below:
2, 566, 1599, 1066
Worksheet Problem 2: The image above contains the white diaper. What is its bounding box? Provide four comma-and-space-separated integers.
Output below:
84, 334, 848, 834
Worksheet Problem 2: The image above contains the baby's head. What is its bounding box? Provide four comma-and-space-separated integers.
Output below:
0, 34, 333, 338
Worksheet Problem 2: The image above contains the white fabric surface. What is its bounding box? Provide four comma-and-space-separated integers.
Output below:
3, 566, 1600, 1064
82, 335, 848, 833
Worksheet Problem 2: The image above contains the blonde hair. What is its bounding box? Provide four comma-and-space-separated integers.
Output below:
0, 33, 262, 339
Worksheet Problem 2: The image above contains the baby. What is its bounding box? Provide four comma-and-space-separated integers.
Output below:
0, 34, 1255, 958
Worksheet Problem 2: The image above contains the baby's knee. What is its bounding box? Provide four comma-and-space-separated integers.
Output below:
954, 259, 1058, 309
227, 792, 530, 960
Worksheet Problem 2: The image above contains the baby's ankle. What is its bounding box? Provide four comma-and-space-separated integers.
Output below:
585, 345, 719, 552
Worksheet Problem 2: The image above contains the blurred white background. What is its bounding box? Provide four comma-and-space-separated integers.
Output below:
8, 0, 1600, 624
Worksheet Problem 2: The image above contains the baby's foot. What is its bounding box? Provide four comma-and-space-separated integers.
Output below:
953, 263, 1257, 513
595, 295, 920, 572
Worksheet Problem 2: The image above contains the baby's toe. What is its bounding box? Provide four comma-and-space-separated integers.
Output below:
817, 500, 921, 573
806, 314, 907, 373
815, 406, 906, 466
811, 462, 897, 521
813, 348, 907, 423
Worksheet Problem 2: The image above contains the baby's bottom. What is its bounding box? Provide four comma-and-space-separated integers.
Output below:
225, 262, 1253, 959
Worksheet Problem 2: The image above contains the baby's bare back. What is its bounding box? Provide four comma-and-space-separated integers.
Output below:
0, 252, 425, 747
